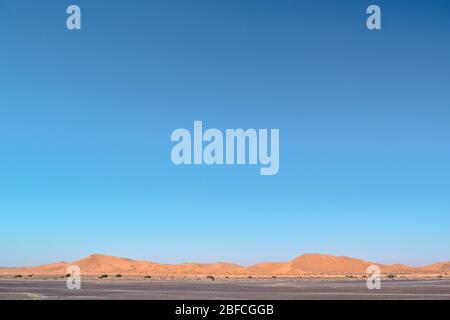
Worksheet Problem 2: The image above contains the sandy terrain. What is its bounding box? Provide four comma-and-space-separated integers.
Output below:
0, 253, 449, 279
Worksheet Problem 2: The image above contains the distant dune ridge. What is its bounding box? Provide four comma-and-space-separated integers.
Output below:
0, 253, 449, 277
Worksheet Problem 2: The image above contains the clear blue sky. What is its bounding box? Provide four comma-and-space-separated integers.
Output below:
1, 0, 449, 267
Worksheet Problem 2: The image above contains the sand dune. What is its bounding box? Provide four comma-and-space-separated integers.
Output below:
0, 253, 448, 277
417, 262, 450, 273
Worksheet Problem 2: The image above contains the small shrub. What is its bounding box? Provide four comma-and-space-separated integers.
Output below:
386, 274, 396, 279
28, 275, 33, 278
99, 274, 108, 279
206, 275, 215, 281
115, 274, 122, 278
14, 274, 22, 278
144, 275, 152, 279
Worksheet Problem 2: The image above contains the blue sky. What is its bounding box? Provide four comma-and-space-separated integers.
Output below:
1, 0, 449, 267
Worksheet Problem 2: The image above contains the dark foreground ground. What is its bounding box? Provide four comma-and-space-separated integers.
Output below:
0, 279, 449, 300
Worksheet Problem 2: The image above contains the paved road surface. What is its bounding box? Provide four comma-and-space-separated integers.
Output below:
1, 279, 449, 300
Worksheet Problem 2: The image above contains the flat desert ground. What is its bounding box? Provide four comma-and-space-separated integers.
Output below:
1, 278, 450, 300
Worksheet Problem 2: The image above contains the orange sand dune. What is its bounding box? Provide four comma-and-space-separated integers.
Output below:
417, 262, 450, 273
248, 254, 415, 275
0, 253, 448, 277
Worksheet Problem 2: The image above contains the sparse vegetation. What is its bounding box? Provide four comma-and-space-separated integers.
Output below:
115, 274, 122, 278
28, 275, 33, 278
386, 274, 396, 279
206, 275, 215, 281
144, 275, 152, 279
99, 274, 108, 279
14, 274, 22, 278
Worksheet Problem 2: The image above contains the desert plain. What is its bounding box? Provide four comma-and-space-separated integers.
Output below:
1, 253, 449, 299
